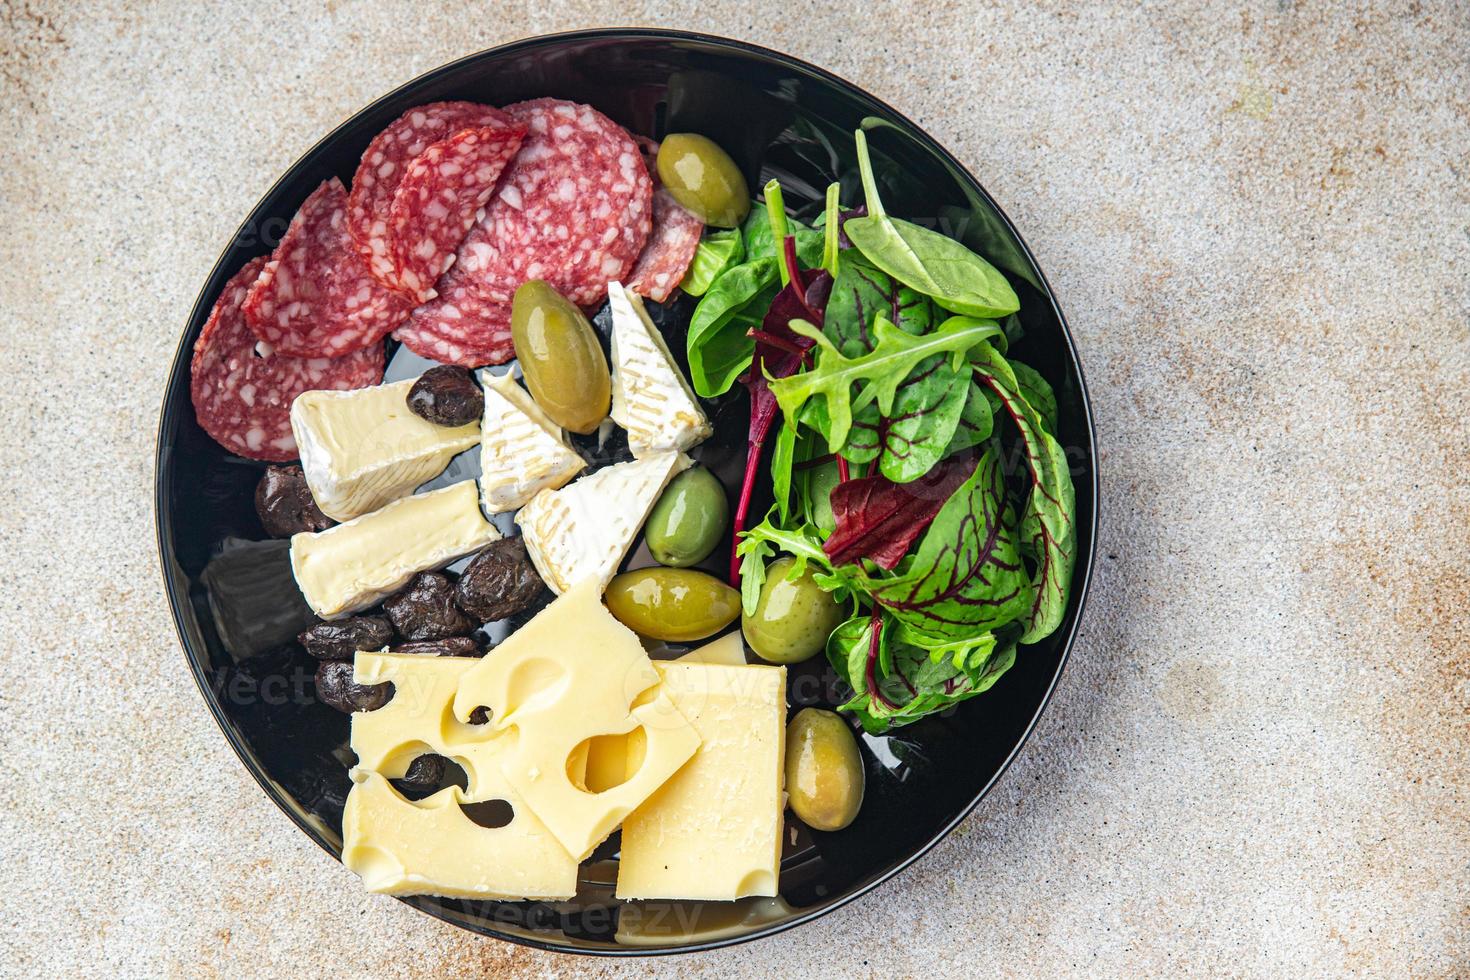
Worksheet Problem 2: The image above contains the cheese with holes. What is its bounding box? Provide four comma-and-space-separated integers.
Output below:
616, 660, 787, 901
608, 281, 711, 457
515, 452, 691, 594
451, 577, 701, 860
291, 378, 479, 521
342, 653, 577, 900
478, 372, 585, 513
290, 481, 499, 618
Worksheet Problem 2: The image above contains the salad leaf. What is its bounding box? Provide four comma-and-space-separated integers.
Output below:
1009, 359, 1058, 434
845, 355, 968, 483
827, 611, 1016, 734
825, 250, 934, 356
735, 509, 833, 617
823, 455, 973, 568
795, 456, 840, 533
743, 201, 825, 268
844, 129, 1020, 319
770, 418, 798, 524
686, 257, 779, 398
944, 382, 999, 456
768, 315, 1004, 453
838, 448, 1032, 643
681, 228, 745, 297
971, 343, 1076, 643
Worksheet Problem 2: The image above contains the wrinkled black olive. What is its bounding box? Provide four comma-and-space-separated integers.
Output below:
396, 754, 446, 791
390, 636, 483, 658
298, 616, 394, 660
384, 571, 475, 641
255, 465, 334, 537
407, 365, 483, 427
467, 706, 490, 725
315, 660, 391, 713
455, 539, 548, 622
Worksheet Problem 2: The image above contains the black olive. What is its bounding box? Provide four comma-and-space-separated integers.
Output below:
455, 539, 548, 622
396, 754, 446, 791
314, 660, 391, 713
255, 465, 334, 537
298, 616, 394, 660
384, 571, 475, 641
389, 636, 483, 658
407, 365, 483, 427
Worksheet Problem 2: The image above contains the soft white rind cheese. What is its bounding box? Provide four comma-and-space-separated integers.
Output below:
478, 372, 585, 513
291, 378, 480, 521
607, 281, 712, 457
289, 481, 499, 618
515, 451, 691, 594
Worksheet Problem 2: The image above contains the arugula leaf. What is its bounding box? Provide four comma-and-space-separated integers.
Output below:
826, 610, 1016, 734
681, 228, 745, 297
768, 315, 1004, 453
970, 343, 1076, 643
686, 257, 779, 398
844, 130, 1020, 319
838, 448, 1032, 643
1009, 359, 1058, 434
734, 509, 833, 617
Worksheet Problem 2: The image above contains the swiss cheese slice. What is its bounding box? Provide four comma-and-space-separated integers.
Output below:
515, 451, 691, 594
451, 577, 702, 861
615, 660, 787, 901
291, 378, 479, 521
342, 654, 577, 900
608, 281, 712, 458
289, 481, 499, 618
478, 372, 585, 513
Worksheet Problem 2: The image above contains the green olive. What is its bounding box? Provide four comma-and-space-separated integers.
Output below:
605, 567, 740, 642
742, 557, 845, 664
510, 280, 610, 433
644, 467, 728, 567
785, 708, 864, 831
656, 134, 750, 228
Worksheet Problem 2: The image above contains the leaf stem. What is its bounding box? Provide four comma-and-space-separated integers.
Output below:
854, 129, 885, 220
865, 606, 898, 710
765, 179, 791, 286
822, 181, 841, 276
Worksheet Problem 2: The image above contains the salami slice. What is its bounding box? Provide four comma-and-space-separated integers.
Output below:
347, 101, 513, 291
627, 186, 704, 303
394, 276, 514, 368
192, 257, 385, 461
449, 99, 653, 309
243, 178, 413, 357
385, 122, 526, 302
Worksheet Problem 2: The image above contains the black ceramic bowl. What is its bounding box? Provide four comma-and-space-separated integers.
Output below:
155, 29, 1096, 955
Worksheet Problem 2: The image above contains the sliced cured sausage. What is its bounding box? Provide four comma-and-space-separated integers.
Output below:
627, 186, 704, 303
243, 178, 414, 357
394, 277, 514, 368
192, 257, 385, 461
346, 101, 513, 291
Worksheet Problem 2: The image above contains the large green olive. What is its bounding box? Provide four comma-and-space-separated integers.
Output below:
644, 467, 728, 567
605, 568, 740, 642
510, 280, 610, 433
742, 557, 845, 664
656, 133, 750, 228
785, 708, 864, 831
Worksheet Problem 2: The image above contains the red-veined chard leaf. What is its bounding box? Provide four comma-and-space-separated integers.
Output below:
1008, 359, 1058, 434
971, 342, 1076, 643
839, 448, 1032, 643
825, 250, 933, 357
822, 454, 973, 568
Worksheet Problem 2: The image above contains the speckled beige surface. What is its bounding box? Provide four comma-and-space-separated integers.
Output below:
1, 2, 1466, 976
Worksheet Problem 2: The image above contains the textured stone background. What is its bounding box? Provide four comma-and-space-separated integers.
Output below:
2, 2, 1466, 976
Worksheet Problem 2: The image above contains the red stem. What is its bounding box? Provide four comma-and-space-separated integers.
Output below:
729, 441, 763, 585
864, 606, 898, 710
837, 456, 851, 482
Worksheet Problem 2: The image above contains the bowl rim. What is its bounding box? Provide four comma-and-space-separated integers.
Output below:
154, 26, 1098, 957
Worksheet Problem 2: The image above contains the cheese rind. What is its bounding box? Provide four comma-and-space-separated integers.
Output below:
451, 577, 702, 861
289, 481, 499, 618
616, 661, 787, 902
478, 372, 585, 513
608, 281, 712, 457
291, 379, 479, 521
515, 451, 691, 594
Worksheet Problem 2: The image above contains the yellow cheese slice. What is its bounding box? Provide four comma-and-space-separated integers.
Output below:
291, 378, 479, 521
616, 660, 787, 901
676, 631, 748, 666
289, 481, 499, 619
451, 577, 702, 861
342, 652, 578, 900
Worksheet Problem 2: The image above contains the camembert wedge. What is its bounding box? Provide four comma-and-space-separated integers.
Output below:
515, 451, 691, 594
291, 378, 479, 521
289, 481, 499, 618
478, 371, 585, 513
607, 281, 712, 457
